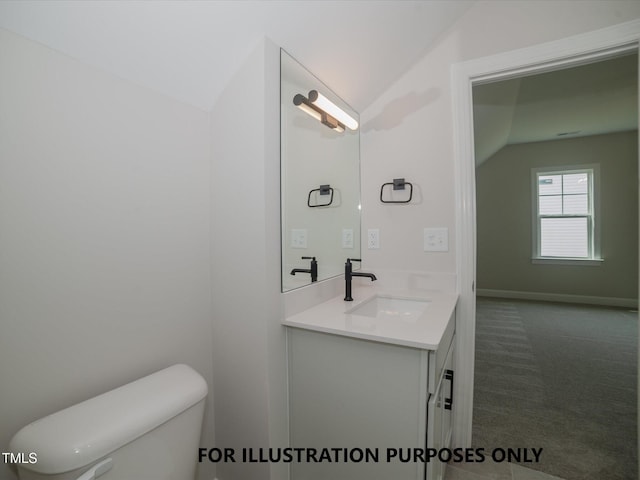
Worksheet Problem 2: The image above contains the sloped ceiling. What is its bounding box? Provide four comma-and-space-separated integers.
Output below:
0, 0, 474, 112
473, 53, 638, 165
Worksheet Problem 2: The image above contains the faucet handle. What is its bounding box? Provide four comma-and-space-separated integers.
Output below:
346, 258, 361, 263
302, 256, 316, 261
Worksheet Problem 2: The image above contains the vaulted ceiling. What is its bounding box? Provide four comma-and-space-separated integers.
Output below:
473, 52, 638, 165
0, 0, 474, 112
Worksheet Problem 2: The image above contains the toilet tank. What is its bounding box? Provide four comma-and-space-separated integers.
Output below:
10, 364, 208, 480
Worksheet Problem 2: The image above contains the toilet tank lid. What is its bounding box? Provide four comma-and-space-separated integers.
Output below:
9, 364, 207, 475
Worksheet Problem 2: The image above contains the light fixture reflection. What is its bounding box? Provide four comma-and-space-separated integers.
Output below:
293, 91, 357, 133
293, 94, 322, 122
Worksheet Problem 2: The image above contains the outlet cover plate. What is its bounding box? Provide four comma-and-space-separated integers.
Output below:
291, 229, 308, 249
342, 228, 354, 249
368, 228, 380, 249
424, 228, 448, 252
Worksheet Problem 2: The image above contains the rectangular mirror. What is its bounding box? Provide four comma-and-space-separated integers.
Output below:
281, 50, 361, 292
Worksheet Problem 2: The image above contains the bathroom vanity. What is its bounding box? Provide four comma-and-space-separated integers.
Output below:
283, 286, 457, 480
279, 48, 456, 480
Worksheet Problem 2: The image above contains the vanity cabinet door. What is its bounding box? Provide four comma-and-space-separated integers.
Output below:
287, 327, 429, 480
426, 334, 455, 480
427, 375, 445, 480
441, 337, 455, 450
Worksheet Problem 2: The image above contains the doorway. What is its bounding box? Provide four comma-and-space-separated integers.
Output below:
471, 54, 638, 479
451, 18, 640, 466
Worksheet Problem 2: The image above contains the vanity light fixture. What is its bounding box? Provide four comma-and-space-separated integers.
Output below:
293, 90, 358, 133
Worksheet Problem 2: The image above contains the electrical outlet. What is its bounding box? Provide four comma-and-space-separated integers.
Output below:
424, 228, 448, 252
291, 229, 307, 249
367, 228, 380, 249
342, 228, 354, 249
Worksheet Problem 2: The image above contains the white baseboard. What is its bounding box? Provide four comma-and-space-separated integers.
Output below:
477, 288, 638, 309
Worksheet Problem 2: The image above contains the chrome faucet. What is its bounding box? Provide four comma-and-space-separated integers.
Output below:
344, 258, 377, 301
290, 256, 318, 282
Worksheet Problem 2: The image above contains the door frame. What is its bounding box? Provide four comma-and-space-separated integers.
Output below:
451, 18, 640, 446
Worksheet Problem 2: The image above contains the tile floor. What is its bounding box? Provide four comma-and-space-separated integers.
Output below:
444, 460, 566, 480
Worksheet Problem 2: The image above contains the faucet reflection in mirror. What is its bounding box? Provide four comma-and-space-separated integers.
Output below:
281, 50, 361, 292
290, 256, 318, 283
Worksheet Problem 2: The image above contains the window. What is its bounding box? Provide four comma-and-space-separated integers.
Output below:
532, 166, 601, 263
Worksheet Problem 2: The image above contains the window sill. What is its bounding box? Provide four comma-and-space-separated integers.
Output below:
531, 257, 603, 266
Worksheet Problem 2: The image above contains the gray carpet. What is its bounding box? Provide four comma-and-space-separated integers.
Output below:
472, 297, 638, 480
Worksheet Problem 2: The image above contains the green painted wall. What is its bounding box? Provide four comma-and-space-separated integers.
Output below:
476, 131, 638, 301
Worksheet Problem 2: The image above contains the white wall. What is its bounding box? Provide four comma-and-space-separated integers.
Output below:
360, 0, 640, 275
210, 38, 287, 480
0, 28, 215, 480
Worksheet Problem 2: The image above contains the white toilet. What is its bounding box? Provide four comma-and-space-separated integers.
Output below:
10, 364, 208, 480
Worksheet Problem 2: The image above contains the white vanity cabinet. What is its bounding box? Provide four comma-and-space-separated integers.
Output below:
287, 309, 455, 480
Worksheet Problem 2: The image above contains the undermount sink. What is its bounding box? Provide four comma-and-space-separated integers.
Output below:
347, 295, 430, 320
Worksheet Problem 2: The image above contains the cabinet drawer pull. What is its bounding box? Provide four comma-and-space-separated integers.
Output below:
444, 369, 454, 410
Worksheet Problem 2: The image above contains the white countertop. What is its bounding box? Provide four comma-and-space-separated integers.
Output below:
282, 283, 458, 350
